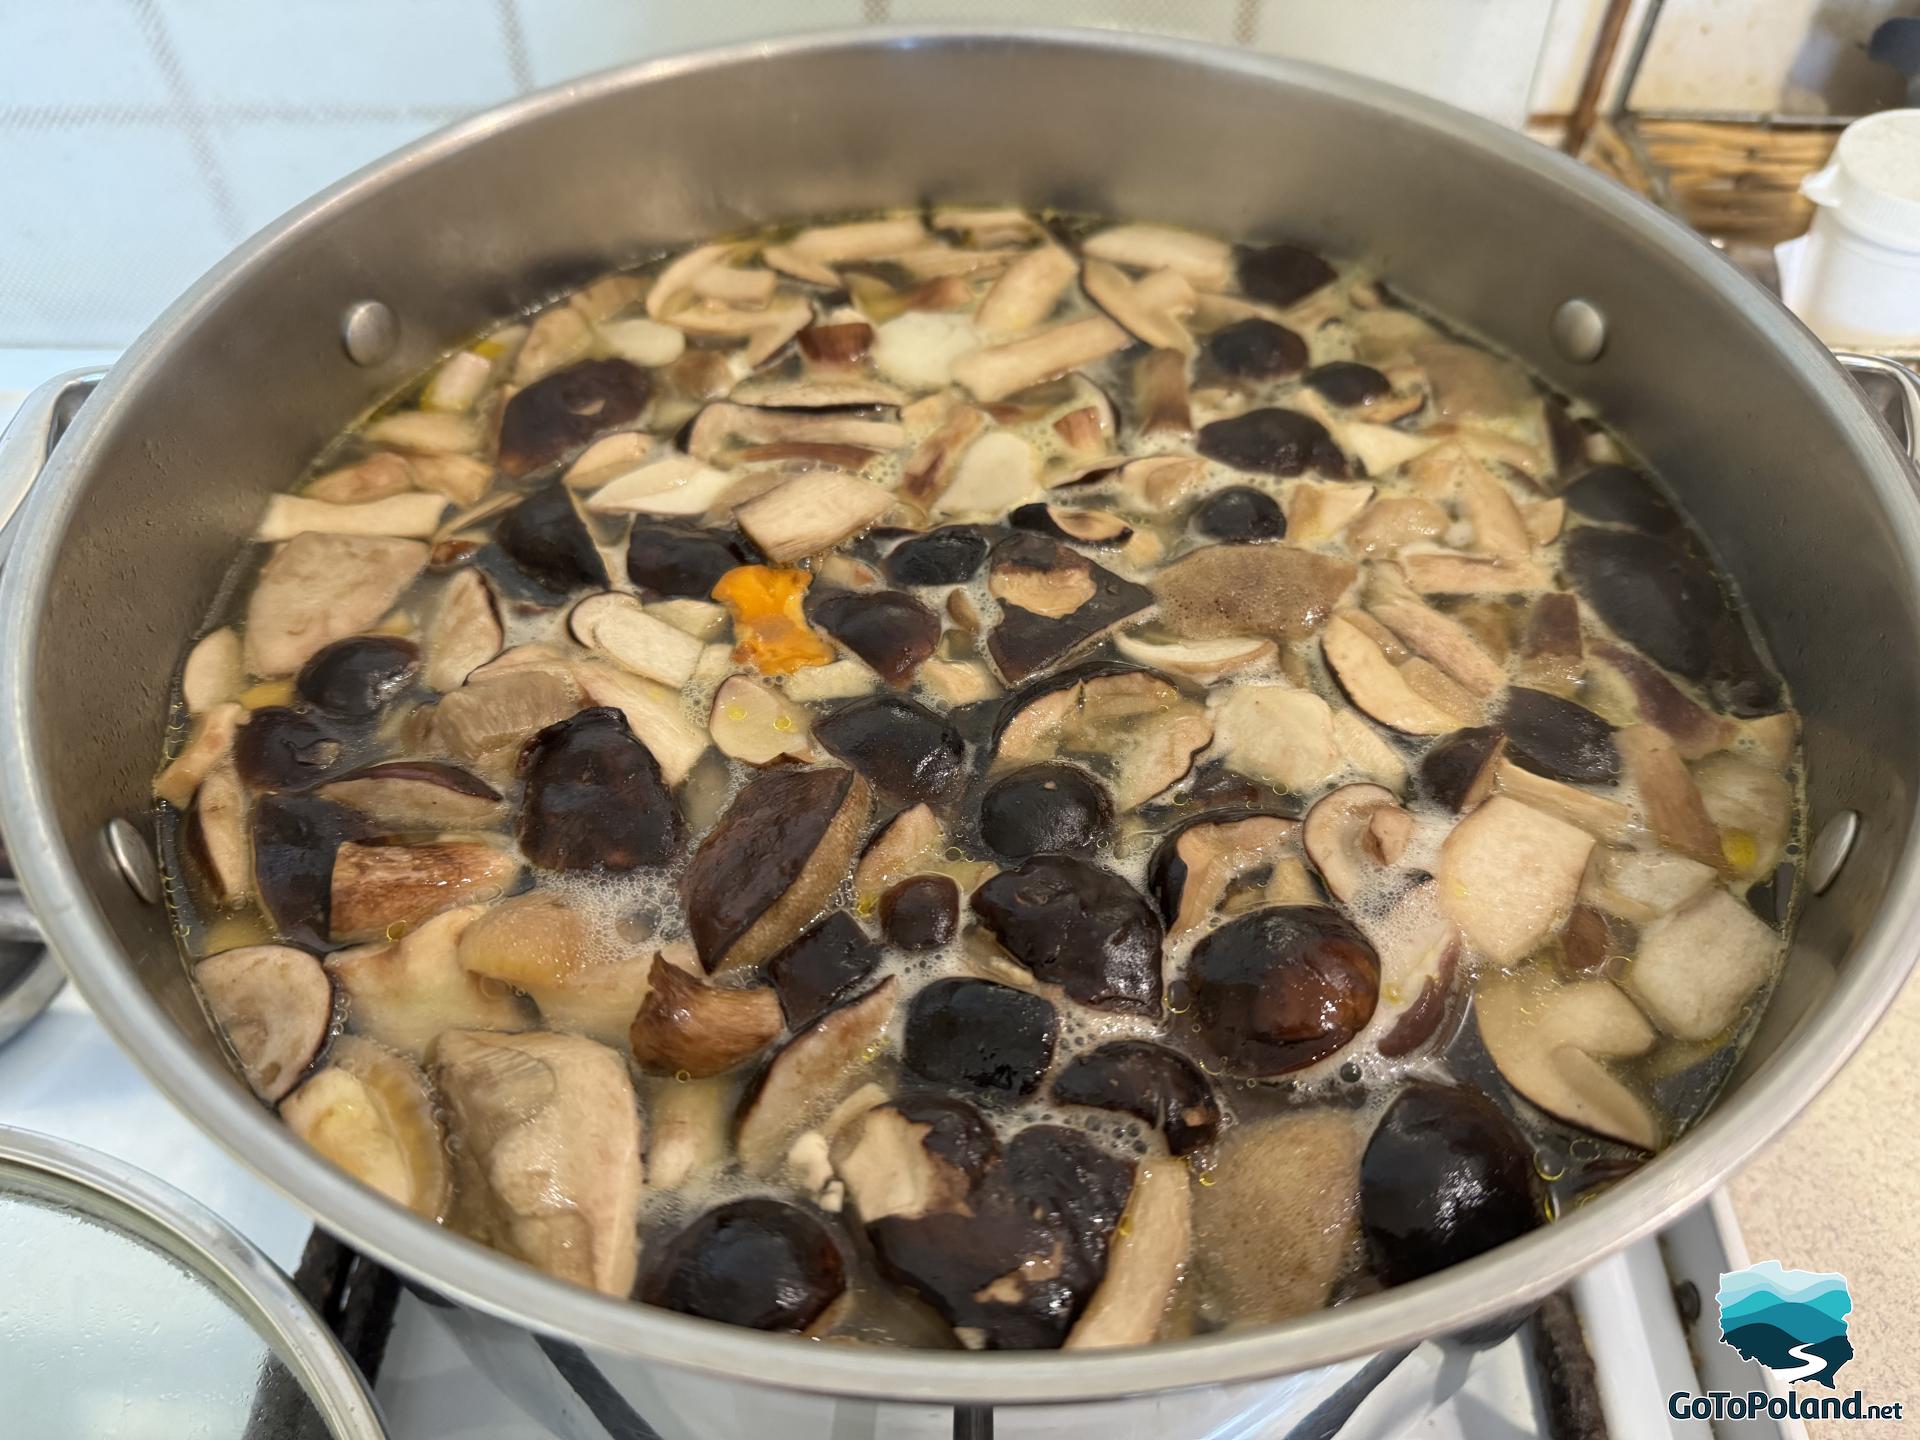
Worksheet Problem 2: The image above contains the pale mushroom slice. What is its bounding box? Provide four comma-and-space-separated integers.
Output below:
423, 568, 504, 690
629, 954, 784, 1077
570, 591, 704, 688
328, 840, 519, 945
737, 977, 899, 1174
1438, 795, 1594, 964
1580, 847, 1717, 923
730, 375, 910, 409
1191, 1112, 1361, 1326
1320, 616, 1459, 736
306, 453, 415, 504
154, 701, 245, 807
974, 243, 1077, 334
1627, 888, 1778, 1042
994, 666, 1212, 811
646, 1075, 735, 1192
584, 454, 740, 517
196, 944, 332, 1102
709, 674, 815, 765
571, 661, 709, 786
325, 906, 531, 1059
1082, 260, 1195, 353
1114, 632, 1276, 685
598, 317, 687, 368
1331, 708, 1409, 791
951, 314, 1131, 403
1693, 753, 1793, 884
1615, 724, 1722, 870
1369, 601, 1505, 698
934, 429, 1043, 516
1303, 783, 1415, 905
363, 410, 479, 456
431, 666, 579, 777
280, 1035, 452, 1221
1367, 879, 1462, 1058
685, 403, 904, 466
1398, 550, 1549, 595
1065, 1157, 1191, 1349
1150, 813, 1306, 944
774, 217, 929, 276
245, 533, 428, 676
190, 759, 252, 905
871, 312, 983, 392
433, 1028, 644, 1297
1492, 759, 1635, 845
1476, 971, 1660, 1150
1206, 684, 1341, 793
254, 492, 448, 543
646, 242, 739, 318
182, 628, 244, 713
899, 403, 992, 507
733, 472, 893, 563
457, 892, 654, 1048
318, 762, 504, 830
1338, 422, 1438, 475
1083, 223, 1234, 289
1281, 480, 1374, 545
830, 1099, 987, 1223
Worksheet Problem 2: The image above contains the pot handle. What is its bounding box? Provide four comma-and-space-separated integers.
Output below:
0, 366, 107, 565
1834, 352, 1920, 463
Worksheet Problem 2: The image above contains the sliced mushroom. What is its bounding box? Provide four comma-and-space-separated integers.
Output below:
639, 1198, 847, 1333
294, 637, 418, 722
1419, 726, 1506, 812
1476, 971, 1659, 1150
883, 524, 993, 586
626, 521, 752, 599
1589, 640, 1734, 759
1562, 462, 1683, 533
686, 403, 903, 465
1193, 486, 1286, 543
984, 536, 1153, 683
974, 243, 1077, 334
511, 306, 594, 385
251, 793, 373, 947
230, 707, 348, 792
851, 802, 944, 900
197, 944, 332, 1102
255, 491, 448, 543
1348, 496, 1449, 556
1118, 454, 1207, 509
1360, 1082, 1538, 1287
1302, 783, 1413, 904
1009, 502, 1133, 547
182, 628, 244, 713
807, 589, 941, 684
568, 591, 703, 688
154, 701, 246, 807
245, 534, 428, 676
993, 665, 1211, 811
1581, 847, 1717, 923
629, 955, 784, 1077
779, 658, 879, 702
431, 666, 579, 774
682, 767, 871, 973
1492, 758, 1634, 844
881, 874, 961, 952
832, 1097, 997, 1223
1053, 1041, 1219, 1156
1153, 544, 1355, 643
1501, 687, 1619, 785
570, 662, 709, 786
972, 856, 1163, 1014
1207, 684, 1341, 793
1192, 1111, 1358, 1324
1331, 708, 1409, 791
326, 907, 527, 1058
581, 453, 738, 517
423, 569, 502, 692
1515, 591, 1585, 690
1282, 480, 1372, 545
733, 472, 892, 562
1064, 1156, 1190, 1350
1627, 888, 1777, 1041
767, 912, 881, 1029
1321, 616, 1459, 735
1082, 259, 1194, 352
814, 694, 965, 805
736, 977, 898, 1173
1083, 224, 1231, 287
280, 1035, 451, 1220
1437, 795, 1593, 963
1113, 632, 1275, 685
934, 429, 1043, 517
1207, 317, 1308, 381
1147, 811, 1309, 943
1399, 550, 1548, 596
494, 482, 609, 593
328, 840, 518, 944
517, 708, 681, 873
951, 314, 1131, 403
320, 761, 502, 829
903, 976, 1058, 1100
455, 892, 652, 1046
1187, 904, 1379, 1076
1369, 879, 1463, 1058
307, 452, 416, 504
190, 760, 252, 904
645, 1074, 733, 1192
709, 674, 815, 765
434, 1028, 643, 1295
1197, 407, 1347, 478
364, 410, 479, 456
1615, 724, 1721, 869
1369, 602, 1504, 698
1693, 753, 1792, 883
497, 359, 650, 478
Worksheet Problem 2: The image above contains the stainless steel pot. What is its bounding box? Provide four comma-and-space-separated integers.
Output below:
5, 24, 1920, 1435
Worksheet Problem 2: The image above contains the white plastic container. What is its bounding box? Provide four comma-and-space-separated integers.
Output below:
1777, 108, 1920, 349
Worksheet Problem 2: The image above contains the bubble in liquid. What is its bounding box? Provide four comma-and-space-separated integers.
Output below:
673, 1069, 691, 1084
1339, 1061, 1362, 1084
1532, 1147, 1567, 1183
1569, 1137, 1600, 1162
385, 920, 411, 941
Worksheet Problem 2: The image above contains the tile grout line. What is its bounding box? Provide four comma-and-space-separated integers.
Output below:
1232, 0, 1261, 47
863, 0, 890, 24
495, 0, 534, 95
126, 0, 244, 243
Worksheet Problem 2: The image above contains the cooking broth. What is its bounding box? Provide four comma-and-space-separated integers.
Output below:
153, 208, 1802, 1349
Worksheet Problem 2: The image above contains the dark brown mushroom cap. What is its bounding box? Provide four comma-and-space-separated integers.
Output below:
767, 912, 881, 1028
1151, 543, 1355, 643
970, 855, 1163, 1014
814, 695, 965, 805
626, 522, 754, 599
983, 535, 1152, 684
628, 956, 783, 1078
494, 483, 609, 593
1196, 408, 1348, 479
805, 589, 941, 686
868, 1124, 1134, 1350
1007, 503, 1132, 548
1419, 727, 1507, 812
879, 875, 960, 952
1500, 688, 1619, 786
1051, 1040, 1220, 1155
637, 1197, 846, 1332
296, 636, 420, 720
1190, 486, 1285, 543
903, 977, 1058, 1100
1187, 904, 1379, 1076
1236, 243, 1337, 307
251, 792, 372, 949
977, 762, 1113, 861
1205, 318, 1307, 380
233, 707, 352, 791
891, 1094, 1001, 1182
882, 525, 995, 586
498, 357, 650, 478
1560, 463, 1682, 534
318, 761, 503, 828
681, 767, 870, 973
1359, 1081, 1540, 1287
1146, 808, 1305, 931
1304, 361, 1392, 408
516, 707, 680, 873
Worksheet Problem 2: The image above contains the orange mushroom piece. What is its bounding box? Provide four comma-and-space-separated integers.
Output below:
712, 565, 835, 675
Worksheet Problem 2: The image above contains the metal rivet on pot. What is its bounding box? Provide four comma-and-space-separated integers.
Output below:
103, 818, 159, 906
340, 300, 398, 367
1808, 810, 1859, 896
1550, 298, 1607, 364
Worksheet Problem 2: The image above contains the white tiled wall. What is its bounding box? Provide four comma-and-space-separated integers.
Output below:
0, 0, 1904, 358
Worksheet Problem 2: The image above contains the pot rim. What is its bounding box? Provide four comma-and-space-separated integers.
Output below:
5, 24, 1920, 1407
